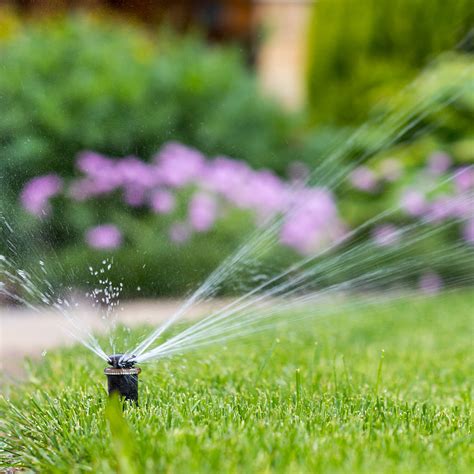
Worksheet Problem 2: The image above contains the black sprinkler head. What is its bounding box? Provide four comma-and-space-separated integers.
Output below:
108, 353, 137, 369
104, 353, 141, 404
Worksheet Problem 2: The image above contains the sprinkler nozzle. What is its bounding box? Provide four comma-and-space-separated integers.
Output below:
104, 354, 140, 403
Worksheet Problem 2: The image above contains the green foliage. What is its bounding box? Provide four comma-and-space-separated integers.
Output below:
105, 395, 139, 474
1, 292, 473, 472
0, 14, 295, 193
0, 14, 303, 297
337, 53, 474, 205
306, 0, 474, 125
52, 207, 260, 298
1, 12, 473, 298
302, 52, 474, 194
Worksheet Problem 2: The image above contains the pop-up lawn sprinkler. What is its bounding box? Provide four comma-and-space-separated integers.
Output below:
104, 354, 141, 403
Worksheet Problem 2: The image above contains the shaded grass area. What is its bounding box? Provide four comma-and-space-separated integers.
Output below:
1, 292, 473, 473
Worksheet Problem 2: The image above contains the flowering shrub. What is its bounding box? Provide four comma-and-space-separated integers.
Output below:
20, 175, 63, 217
351, 151, 474, 291
17, 141, 472, 296
352, 153, 474, 245
0, 14, 297, 203
85, 225, 123, 250
21, 142, 346, 256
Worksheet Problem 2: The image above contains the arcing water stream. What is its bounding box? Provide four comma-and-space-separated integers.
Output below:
130, 186, 472, 364
1, 56, 473, 371
123, 59, 474, 365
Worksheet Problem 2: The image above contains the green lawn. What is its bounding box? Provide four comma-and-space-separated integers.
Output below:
1, 292, 473, 473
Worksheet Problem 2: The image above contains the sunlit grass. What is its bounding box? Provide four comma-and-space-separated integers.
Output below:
1, 291, 473, 473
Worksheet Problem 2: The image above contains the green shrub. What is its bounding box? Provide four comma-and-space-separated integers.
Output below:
306, 0, 474, 125
1, 12, 472, 300
0, 13, 296, 194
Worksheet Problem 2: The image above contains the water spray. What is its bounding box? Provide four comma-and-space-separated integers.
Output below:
104, 354, 140, 403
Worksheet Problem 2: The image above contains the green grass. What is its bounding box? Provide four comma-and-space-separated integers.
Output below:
1, 292, 473, 473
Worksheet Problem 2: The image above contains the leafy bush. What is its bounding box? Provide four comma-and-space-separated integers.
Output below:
0, 13, 297, 195
1, 12, 472, 299
12, 142, 346, 297
306, 0, 474, 125
303, 53, 474, 192
7, 137, 473, 299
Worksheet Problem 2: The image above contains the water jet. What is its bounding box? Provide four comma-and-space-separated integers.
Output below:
104, 354, 140, 403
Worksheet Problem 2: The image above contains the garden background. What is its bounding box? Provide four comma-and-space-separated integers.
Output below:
1, 3, 474, 472
1, 0, 473, 299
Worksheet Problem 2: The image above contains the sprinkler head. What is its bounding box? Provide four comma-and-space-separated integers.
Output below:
104, 354, 141, 404
108, 353, 137, 369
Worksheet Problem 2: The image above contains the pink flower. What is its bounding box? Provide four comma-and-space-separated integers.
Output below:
454, 167, 474, 193
418, 271, 443, 294
425, 196, 466, 222
85, 225, 122, 250
371, 224, 400, 247
154, 142, 205, 188
150, 189, 175, 214
350, 166, 378, 192
248, 171, 287, 215
189, 193, 217, 232
20, 174, 63, 216
427, 152, 451, 175
75, 152, 122, 196
449, 195, 473, 220
279, 188, 342, 254
202, 156, 252, 206
401, 190, 426, 217
76, 151, 113, 176
296, 188, 337, 224
169, 222, 190, 243
117, 156, 156, 188
279, 213, 320, 254
123, 186, 146, 207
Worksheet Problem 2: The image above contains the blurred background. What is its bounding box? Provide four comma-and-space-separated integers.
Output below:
0, 0, 473, 300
